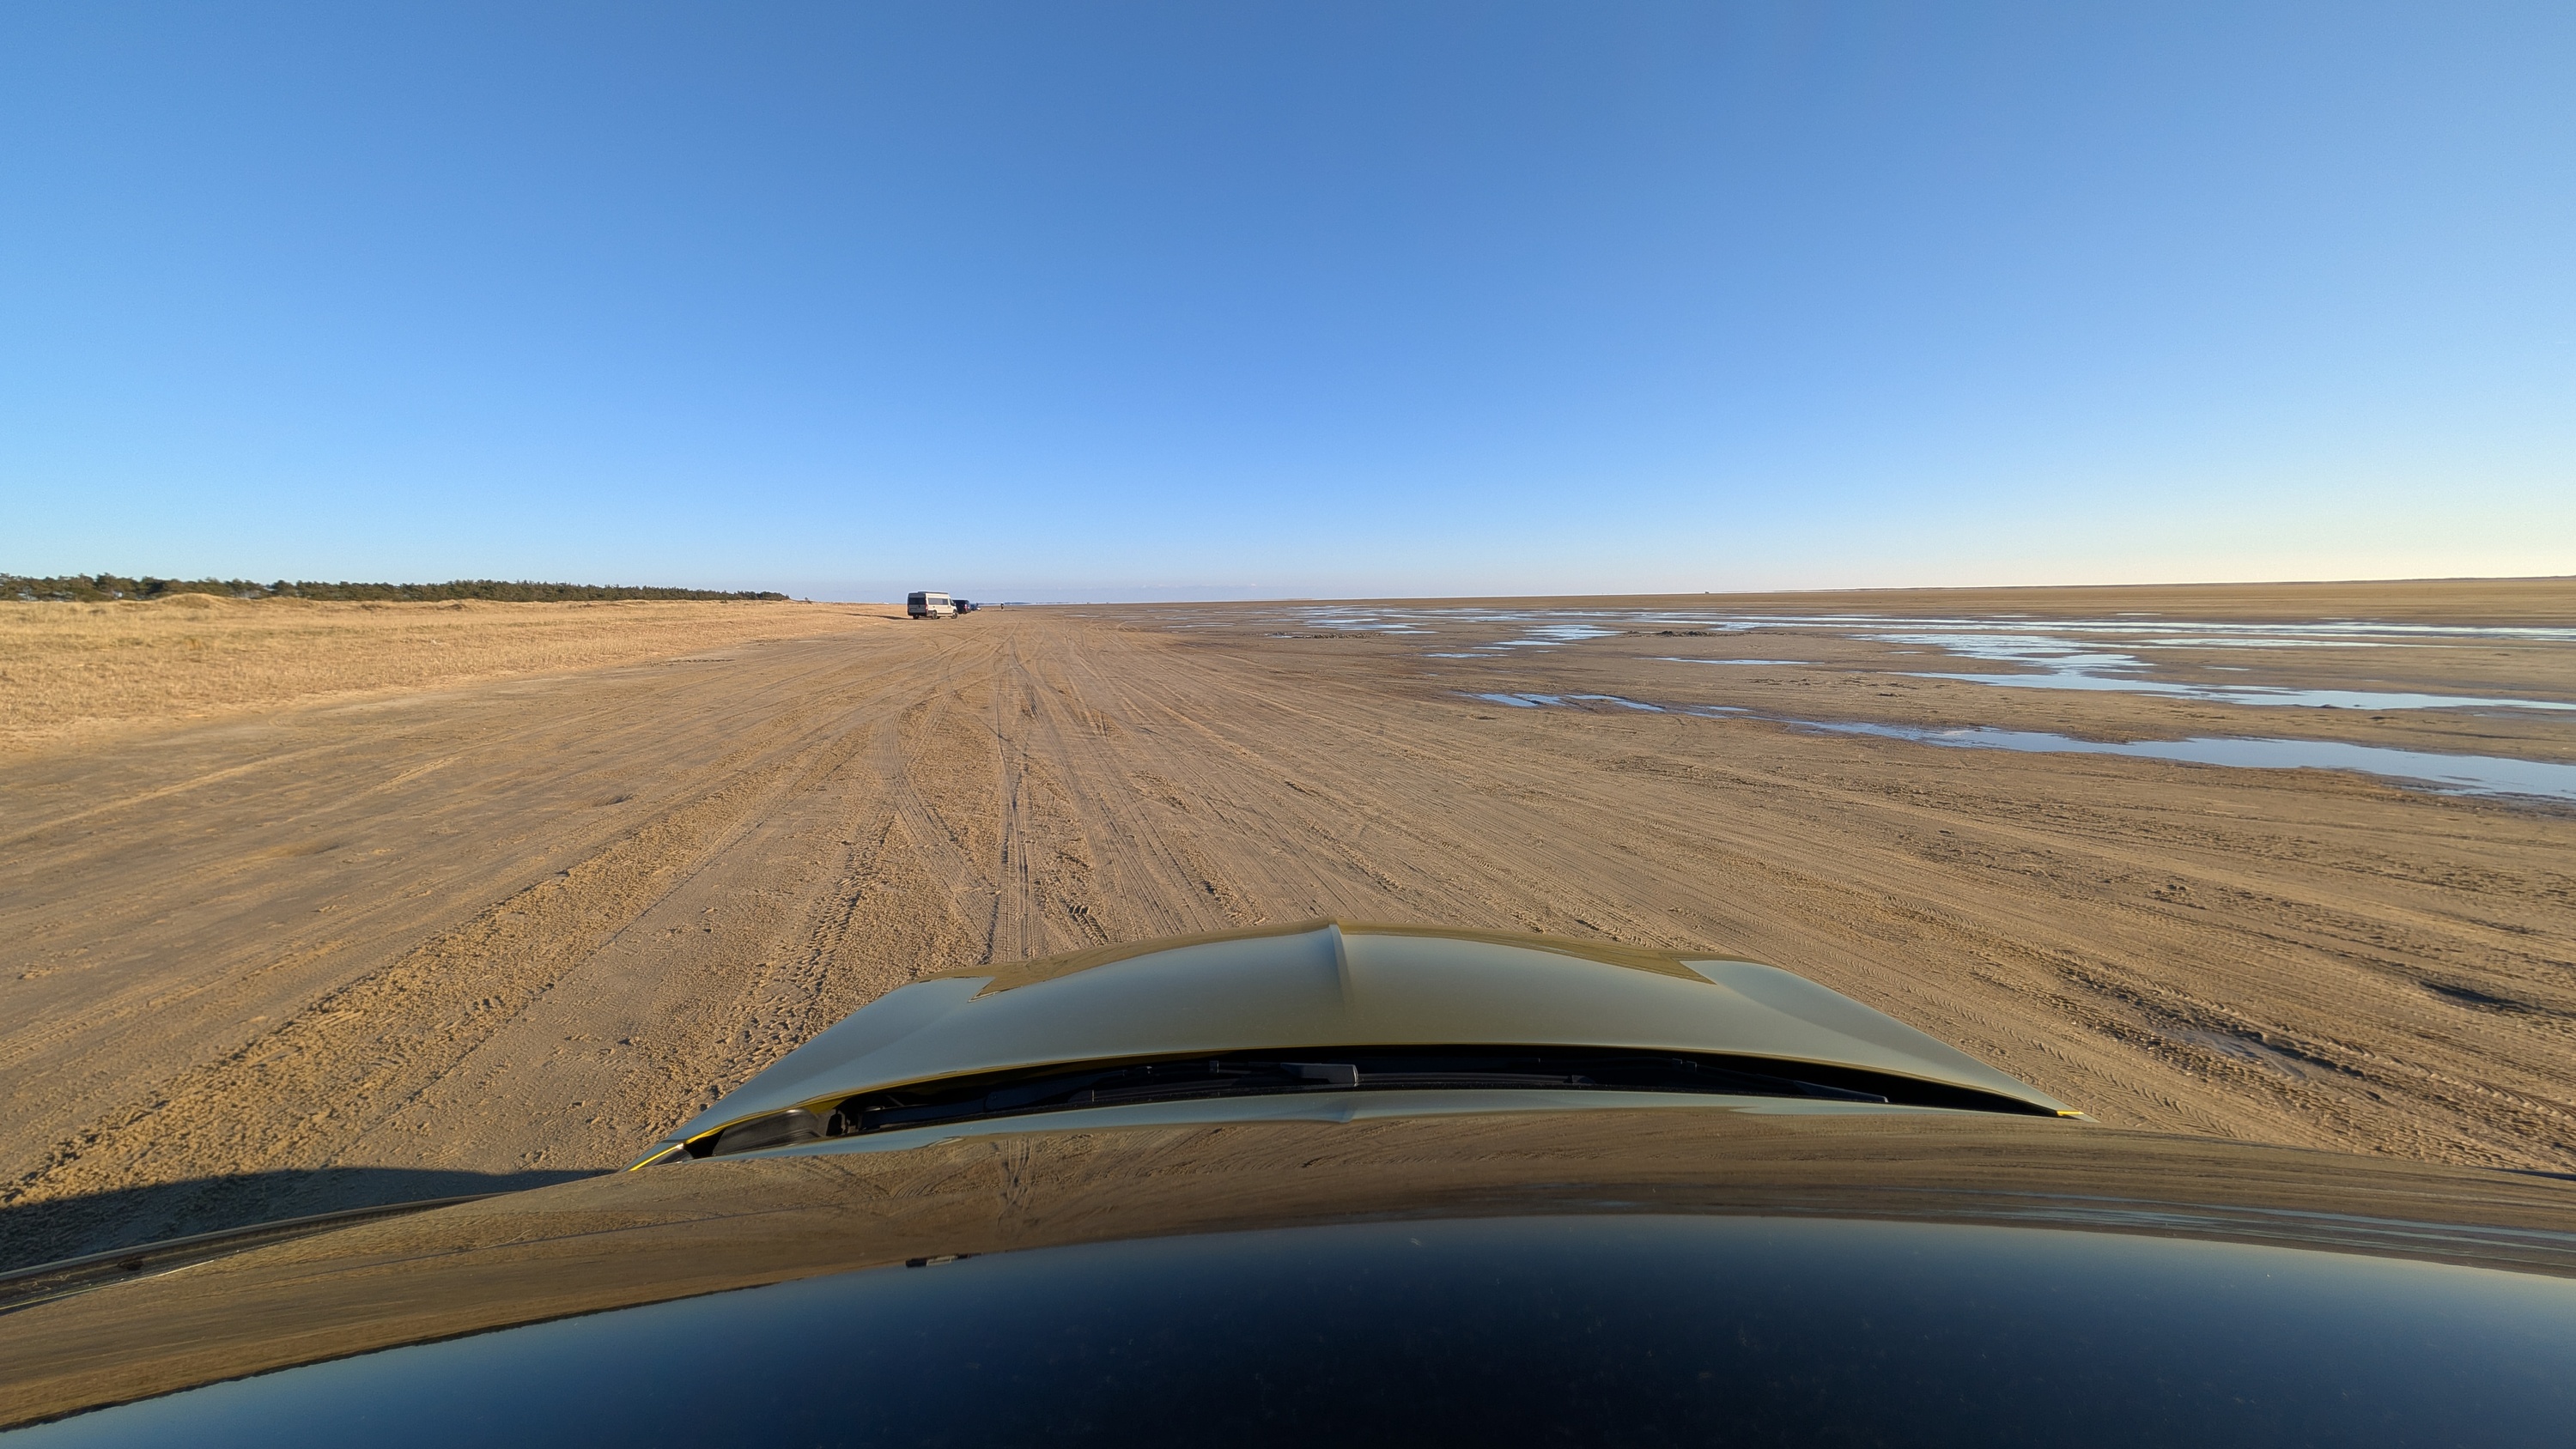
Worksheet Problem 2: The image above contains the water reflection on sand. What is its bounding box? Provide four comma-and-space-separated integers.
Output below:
1803, 720, 2576, 803
1277, 604, 2576, 716
1865, 630, 2576, 712
1452, 692, 2576, 804
1154, 601, 2576, 805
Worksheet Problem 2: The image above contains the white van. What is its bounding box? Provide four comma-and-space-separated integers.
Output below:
906, 591, 956, 619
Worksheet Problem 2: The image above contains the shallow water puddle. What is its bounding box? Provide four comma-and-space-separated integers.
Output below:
1453, 694, 2576, 803
1907, 670, 2576, 713
1863, 629, 2576, 712
1799, 723, 2576, 803
1491, 624, 1626, 648
1462, 692, 1725, 716
1273, 606, 2576, 716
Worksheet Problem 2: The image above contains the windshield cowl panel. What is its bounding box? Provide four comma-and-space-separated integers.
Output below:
668, 1044, 2060, 1164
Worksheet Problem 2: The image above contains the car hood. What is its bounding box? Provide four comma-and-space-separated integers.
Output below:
649, 920, 2072, 1155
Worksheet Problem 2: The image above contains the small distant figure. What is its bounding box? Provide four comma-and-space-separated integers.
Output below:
906, 591, 957, 619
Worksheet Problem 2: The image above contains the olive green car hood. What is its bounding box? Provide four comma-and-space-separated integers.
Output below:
651, 921, 2070, 1155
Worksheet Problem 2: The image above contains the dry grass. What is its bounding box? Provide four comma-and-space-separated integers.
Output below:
0, 596, 893, 755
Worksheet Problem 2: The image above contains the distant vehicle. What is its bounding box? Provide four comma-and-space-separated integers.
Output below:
952, 598, 977, 614
5, 921, 2573, 1443
905, 591, 954, 619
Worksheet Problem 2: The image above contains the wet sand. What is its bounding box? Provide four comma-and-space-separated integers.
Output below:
3, 581, 2572, 1268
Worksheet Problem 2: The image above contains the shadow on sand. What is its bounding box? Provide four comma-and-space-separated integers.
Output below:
0, 1166, 603, 1275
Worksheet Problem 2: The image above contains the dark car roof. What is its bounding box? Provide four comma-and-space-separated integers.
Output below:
5, 1106, 2573, 1432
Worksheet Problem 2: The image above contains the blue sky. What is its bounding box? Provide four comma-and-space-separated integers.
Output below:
4, 3, 2570, 601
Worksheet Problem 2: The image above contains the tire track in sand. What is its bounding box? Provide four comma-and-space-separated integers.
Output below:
0, 650, 914, 1217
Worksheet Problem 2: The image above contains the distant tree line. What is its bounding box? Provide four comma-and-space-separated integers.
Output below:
5, 574, 790, 603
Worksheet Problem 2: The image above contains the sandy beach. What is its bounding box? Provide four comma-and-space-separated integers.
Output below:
3, 580, 2571, 1269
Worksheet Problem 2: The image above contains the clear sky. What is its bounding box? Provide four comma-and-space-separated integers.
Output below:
4, 3, 2570, 601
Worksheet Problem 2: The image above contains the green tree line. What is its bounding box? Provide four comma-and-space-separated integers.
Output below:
5, 574, 790, 603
